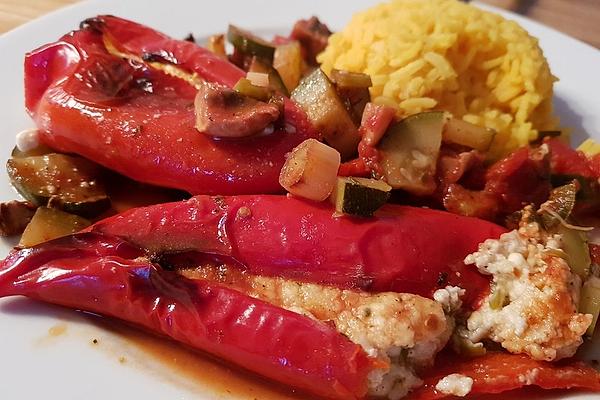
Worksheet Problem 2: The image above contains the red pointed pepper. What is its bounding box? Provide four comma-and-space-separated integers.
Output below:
24, 16, 318, 195
91, 194, 506, 308
0, 232, 374, 399
3, 196, 596, 399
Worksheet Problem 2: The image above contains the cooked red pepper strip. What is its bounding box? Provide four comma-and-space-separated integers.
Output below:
25, 16, 318, 195
546, 138, 598, 178
409, 351, 600, 399
0, 232, 374, 399
91, 195, 506, 308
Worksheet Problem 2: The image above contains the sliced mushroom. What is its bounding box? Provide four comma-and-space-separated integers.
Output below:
194, 81, 280, 138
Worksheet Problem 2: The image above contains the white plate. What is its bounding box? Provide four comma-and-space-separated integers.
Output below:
0, 1, 599, 399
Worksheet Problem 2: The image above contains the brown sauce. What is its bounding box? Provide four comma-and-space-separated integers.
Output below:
88, 316, 312, 400
86, 315, 598, 400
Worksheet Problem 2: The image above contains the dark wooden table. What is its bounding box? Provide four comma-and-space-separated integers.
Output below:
1, 0, 599, 49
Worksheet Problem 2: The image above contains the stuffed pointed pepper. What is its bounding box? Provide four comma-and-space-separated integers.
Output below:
1, 195, 599, 399
24, 15, 318, 195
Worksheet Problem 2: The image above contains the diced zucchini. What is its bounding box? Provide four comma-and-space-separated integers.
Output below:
559, 225, 591, 278
19, 207, 90, 247
11, 144, 53, 158
7, 154, 110, 218
273, 41, 303, 93
330, 69, 372, 88
580, 277, 600, 336
331, 177, 391, 217
234, 78, 270, 101
443, 117, 496, 151
330, 70, 372, 124
378, 111, 445, 195
539, 180, 578, 229
248, 57, 289, 96
291, 69, 360, 160
206, 34, 226, 57
227, 25, 275, 62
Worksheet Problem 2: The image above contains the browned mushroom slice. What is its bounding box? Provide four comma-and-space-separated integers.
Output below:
194, 81, 280, 138
0, 200, 37, 236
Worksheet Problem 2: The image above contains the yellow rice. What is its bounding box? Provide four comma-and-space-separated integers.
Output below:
317, 0, 557, 158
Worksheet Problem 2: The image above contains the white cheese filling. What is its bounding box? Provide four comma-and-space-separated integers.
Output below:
463, 216, 592, 361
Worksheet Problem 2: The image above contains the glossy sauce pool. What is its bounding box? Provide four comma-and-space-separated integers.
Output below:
87, 316, 583, 400
88, 316, 311, 400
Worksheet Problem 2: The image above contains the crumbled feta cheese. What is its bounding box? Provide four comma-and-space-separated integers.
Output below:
517, 368, 539, 385
179, 267, 452, 399
15, 128, 39, 153
435, 373, 473, 397
433, 285, 465, 313
369, 364, 423, 400
464, 211, 592, 361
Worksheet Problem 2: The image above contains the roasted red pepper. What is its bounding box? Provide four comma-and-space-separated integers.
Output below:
409, 351, 600, 399
90, 194, 505, 308
25, 16, 318, 195
546, 137, 598, 178
3, 196, 597, 399
0, 232, 373, 399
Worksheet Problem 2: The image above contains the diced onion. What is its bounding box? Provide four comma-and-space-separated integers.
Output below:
279, 139, 341, 201
246, 72, 269, 88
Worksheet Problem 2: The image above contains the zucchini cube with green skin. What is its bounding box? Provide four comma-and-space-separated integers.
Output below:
227, 25, 275, 62
7, 153, 110, 218
330, 69, 372, 122
19, 207, 90, 248
332, 177, 391, 217
378, 111, 445, 196
11, 144, 53, 158
248, 57, 289, 97
291, 69, 360, 160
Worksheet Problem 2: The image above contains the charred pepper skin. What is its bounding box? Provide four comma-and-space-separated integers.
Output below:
24, 16, 319, 196
91, 194, 507, 309
0, 232, 373, 400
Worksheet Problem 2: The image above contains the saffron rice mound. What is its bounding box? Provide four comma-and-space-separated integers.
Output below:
317, 0, 557, 158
